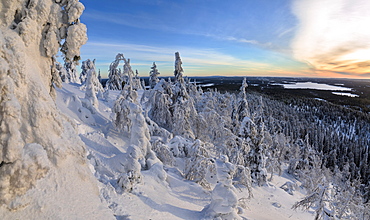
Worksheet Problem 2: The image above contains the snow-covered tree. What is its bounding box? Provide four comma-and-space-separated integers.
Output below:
171, 97, 197, 139
142, 79, 173, 131
245, 97, 268, 186
149, 62, 160, 89
106, 54, 141, 91
292, 178, 332, 220
123, 58, 134, 89
55, 61, 68, 83
151, 139, 175, 166
132, 69, 143, 90
83, 60, 102, 113
203, 155, 242, 220
143, 53, 198, 139
80, 58, 92, 84
51, 57, 63, 89
0, 1, 111, 218
184, 139, 214, 189
80, 59, 104, 92
113, 88, 137, 132
64, 61, 79, 83
267, 132, 289, 179
174, 52, 184, 83
172, 52, 188, 99
97, 69, 102, 83
171, 52, 197, 139
113, 86, 166, 190
232, 78, 250, 134
116, 145, 143, 192
116, 101, 166, 191
106, 53, 125, 90
233, 165, 253, 198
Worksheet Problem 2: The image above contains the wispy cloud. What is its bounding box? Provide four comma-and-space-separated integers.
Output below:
292, 0, 370, 78
82, 10, 176, 33
82, 10, 269, 48
84, 42, 252, 66
212, 35, 273, 48
82, 41, 277, 76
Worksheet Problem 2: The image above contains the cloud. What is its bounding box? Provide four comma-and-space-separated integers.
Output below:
222, 36, 273, 48
84, 41, 273, 67
81, 41, 275, 76
291, 0, 370, 78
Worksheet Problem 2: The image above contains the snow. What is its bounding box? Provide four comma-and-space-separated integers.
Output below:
0, 1, 111, 218
332, 92, 359, 97
45, 82, 314, 220
200, 83, 215, 87
0, 1, 315, 219
64, 23, 88, 61
245, 173, 315, 220
279, 82, 352, 91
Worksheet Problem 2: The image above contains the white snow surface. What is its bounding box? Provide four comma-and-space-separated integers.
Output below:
279, 82, 352, 91
34, 82, 313, 220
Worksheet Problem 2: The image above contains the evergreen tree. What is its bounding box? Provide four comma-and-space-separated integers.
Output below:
106, 53, 125, 90
174, 52, 184, 83
245, 97, 268, 186
143, 79, 173, 131
84, 60, 100, 113
292, 178, 332, 220
64, 61, 79, 83
55, 61, 68, 83
123, 58, 134, 89
97, 69, 101, 83
149, 62, 160, 89
203, 155, 242, 220
80, 59, 90, 84
133, 69, 143, 90
170, 52, 196, 139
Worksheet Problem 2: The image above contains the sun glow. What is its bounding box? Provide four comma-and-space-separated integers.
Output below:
292, 0, 370, 78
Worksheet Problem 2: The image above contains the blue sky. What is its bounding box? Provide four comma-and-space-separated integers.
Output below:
78, 0, 370, 79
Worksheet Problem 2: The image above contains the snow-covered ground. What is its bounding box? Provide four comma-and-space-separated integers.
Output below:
54, 82, 314, 220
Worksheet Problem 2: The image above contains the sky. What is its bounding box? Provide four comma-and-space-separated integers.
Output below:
78, 0, 370, 79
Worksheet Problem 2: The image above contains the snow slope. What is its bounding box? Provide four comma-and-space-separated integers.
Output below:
53, 82, 314, 220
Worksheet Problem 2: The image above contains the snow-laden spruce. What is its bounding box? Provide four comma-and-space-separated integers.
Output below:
113, 83, 166, 192
83, 59, 104, 113
106, 53, 142, 91
203, 155, 242, 220
106, 53, 126, 90
149, 62, 160, 89
0, 0, 112, 218
64, 61, 79, 83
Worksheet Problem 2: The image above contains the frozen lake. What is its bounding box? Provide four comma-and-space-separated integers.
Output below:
332, 92, 359, 97
279, 82, 352, 91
